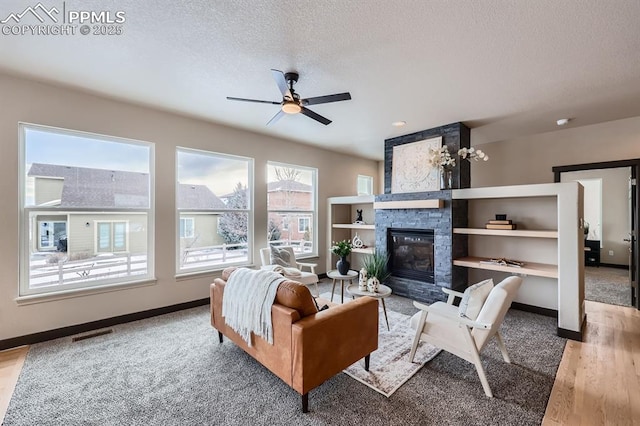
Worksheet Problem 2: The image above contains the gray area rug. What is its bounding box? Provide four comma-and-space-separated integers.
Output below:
4, 289, 565, 426
585, 266, 631, 306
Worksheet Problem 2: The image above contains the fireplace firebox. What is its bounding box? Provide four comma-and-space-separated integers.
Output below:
387, 228, 435, 283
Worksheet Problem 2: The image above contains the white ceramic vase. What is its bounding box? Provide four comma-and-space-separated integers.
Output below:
367, 277, 380, 293
358, 268, 368, 291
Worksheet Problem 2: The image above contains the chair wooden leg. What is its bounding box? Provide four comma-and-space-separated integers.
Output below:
218, 331, 223, 343
364, 354, 370, 371
301, 393, 309, 413
472, 358, 493, 398
409, 310, 427, 362
462, 326, 493, 397
495, 331, 511, 363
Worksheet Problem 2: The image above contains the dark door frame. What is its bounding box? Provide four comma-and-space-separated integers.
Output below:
552, 158, 640, 309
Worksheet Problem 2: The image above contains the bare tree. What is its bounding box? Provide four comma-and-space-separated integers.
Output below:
275, 167, 301, 182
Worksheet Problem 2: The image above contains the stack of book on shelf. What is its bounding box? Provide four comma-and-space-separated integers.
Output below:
485, 219, 517, 230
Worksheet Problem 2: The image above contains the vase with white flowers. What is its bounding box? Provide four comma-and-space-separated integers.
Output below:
427, 146, 489, 189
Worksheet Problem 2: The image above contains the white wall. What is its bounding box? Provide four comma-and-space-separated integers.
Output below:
471, 116, 640, 186
0, 73, 378, 341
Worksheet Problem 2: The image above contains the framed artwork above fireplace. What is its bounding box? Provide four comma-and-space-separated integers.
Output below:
391, 136, 441, 194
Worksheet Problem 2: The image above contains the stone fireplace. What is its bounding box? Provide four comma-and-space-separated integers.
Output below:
375, 122, 470, 303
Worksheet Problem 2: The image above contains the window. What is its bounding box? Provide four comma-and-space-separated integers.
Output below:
298, 217, 310, 233
267, 162, 317, 256
176, 148, 253, 274
20, 123, 154, 297
179, 217, 195, 238
96, 221, 128, 252
357, 175, 373, 196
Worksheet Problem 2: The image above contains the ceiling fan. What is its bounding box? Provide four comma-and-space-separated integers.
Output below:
226, 69, 351, 126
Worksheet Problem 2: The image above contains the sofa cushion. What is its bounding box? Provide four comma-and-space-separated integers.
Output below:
222, 267, 237, 281
458, 279, 494, 320
222, 267, 317, 318
275, 280, 318, 318
270, 245, 292, 267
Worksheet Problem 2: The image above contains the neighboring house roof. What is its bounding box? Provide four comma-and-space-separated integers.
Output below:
29, 163, 149, 208
28, 163, 225, 209
267, 180, 312, 193
177, 183, 226, 209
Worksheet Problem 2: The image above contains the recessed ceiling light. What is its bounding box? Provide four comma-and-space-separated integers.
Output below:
556, 118, 570, 126
392, 121, 406, 127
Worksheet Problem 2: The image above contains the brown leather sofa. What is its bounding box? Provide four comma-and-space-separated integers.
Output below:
211, 268, 378, 412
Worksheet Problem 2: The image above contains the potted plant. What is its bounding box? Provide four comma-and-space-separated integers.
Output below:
363, 250, 390, 293
331, 239, 353, 275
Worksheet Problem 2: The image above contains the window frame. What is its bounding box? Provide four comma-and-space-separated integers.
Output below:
266, 161, 318, 259
19, 122, 155, 298
175, 147, 254, 276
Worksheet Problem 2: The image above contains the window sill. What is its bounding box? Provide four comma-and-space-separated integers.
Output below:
15, 278, 158, 306
297, 254, 319, 262
175, 264, 259, 281
175, 270, 223, 281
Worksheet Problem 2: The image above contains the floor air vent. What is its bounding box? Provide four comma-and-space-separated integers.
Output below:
71, 328, 114, 342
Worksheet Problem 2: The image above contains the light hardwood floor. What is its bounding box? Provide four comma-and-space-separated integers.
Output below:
1, 302, 639, 425
543, 301, 640, 426
0, 346, 28, 421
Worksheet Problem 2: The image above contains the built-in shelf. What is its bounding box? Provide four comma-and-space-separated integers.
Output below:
352, 247, 374, 254
328, 195, 377, 272
333, 224, 376, 230
453, 228, 558, 238
453, 256, 558, 278
373, 199, 443, 210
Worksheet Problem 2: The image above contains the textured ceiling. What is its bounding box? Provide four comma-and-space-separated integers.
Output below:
1, 0, 639, 160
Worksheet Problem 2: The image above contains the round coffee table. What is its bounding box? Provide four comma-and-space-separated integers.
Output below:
326, 270, 359, 303
346, 284, 393, 330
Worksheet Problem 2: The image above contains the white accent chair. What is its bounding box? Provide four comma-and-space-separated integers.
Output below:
259, 246, 320, 296
408, 276, 523, 397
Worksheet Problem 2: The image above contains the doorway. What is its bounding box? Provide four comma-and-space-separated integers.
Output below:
554, 159, 640, 310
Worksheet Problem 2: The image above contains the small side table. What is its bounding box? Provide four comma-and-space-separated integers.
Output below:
346, 284, 393, 331
327, 270, 359, 303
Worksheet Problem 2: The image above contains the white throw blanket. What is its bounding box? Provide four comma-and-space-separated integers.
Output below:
222, 268, 286, 346
261, 264, 302, 278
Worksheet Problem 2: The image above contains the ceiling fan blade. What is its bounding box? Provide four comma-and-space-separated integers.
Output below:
266, 109, 285, 126
302, 92, 351, 106
227, 96, 281, 105
270, 69, 293, 100
300, 107, 332, 125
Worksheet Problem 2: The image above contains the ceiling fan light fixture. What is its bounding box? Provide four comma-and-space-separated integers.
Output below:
282, 102, 302, 114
